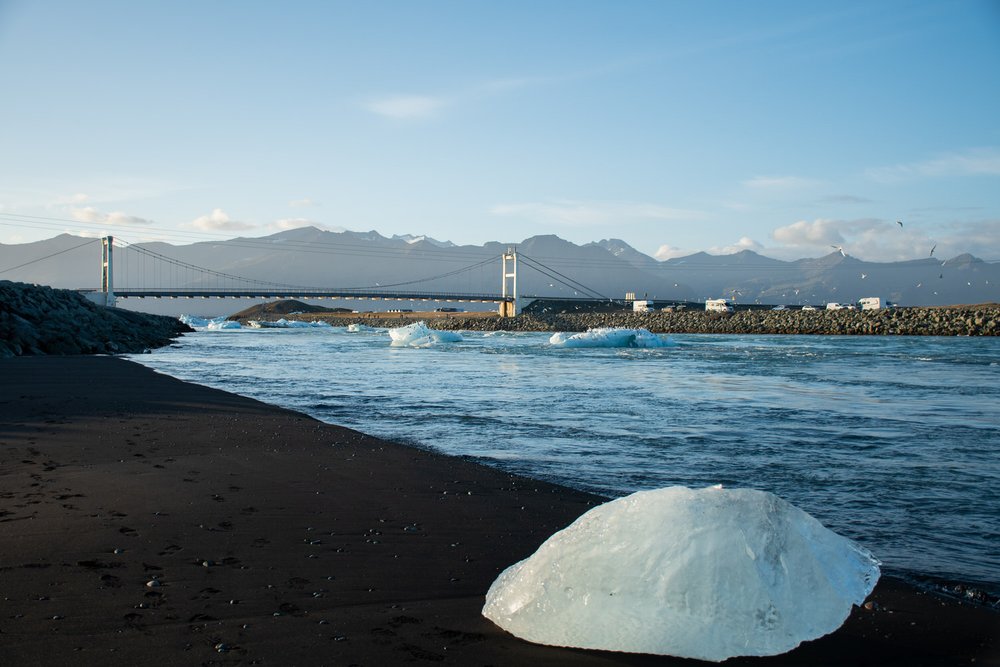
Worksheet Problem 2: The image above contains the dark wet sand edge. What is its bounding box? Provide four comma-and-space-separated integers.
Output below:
0, 355, 996, 666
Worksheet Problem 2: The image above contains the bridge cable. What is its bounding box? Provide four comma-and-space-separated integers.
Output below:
0, 238, 99, 275
114, 238, 502, 294
518, 253, 608, 299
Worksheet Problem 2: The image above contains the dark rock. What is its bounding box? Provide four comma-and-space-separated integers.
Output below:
0, 281, 192, 358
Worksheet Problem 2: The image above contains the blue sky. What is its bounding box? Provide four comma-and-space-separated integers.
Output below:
1, 0, 998, 261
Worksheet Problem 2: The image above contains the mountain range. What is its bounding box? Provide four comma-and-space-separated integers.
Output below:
1, 227, 997, 312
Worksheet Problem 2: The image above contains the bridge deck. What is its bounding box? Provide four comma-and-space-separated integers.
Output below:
102, 289, 511, 302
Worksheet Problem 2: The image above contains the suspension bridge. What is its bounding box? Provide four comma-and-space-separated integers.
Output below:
72, 236, 611, 316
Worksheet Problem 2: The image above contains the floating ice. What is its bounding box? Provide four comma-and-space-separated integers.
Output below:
347, 323, 385, 333
207, 319, 241, 330
549, 327, 672, 348
179, 314, 210, 328
246, 319, 329, 329
180, 315, 240, 330
388, 321, 463, 347
482, 485, 880, 662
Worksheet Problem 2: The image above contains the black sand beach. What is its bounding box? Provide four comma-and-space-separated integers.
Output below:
1, 356, 997, 666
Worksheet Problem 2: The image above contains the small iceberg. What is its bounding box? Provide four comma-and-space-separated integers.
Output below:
549, 327, 672, 348
483, 485, 880, 662
247, 319, 329, 329
388, 321, 463, 348
179, 314, 210, 328
347, 323, 385, 333
180, 315, 240, 330
207, 319, 241, 330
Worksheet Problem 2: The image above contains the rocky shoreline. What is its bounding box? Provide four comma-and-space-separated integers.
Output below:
283, 304, 1000, 336
0, 281, 192, 357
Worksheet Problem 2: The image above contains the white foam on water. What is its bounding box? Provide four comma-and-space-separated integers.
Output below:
388, 321, 463, 347
483, 485, 880, 661
549, 327, 673, 348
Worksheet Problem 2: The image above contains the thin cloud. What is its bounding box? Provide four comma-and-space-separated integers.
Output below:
288, 197, 319, 208
865, 148, 1000, 183
364, 95, 449, 119
820, 194, 874, 205
743, 175, 820, 190
491, 199, 704, 226
190, 208, 255, 232
71, 206, 153, 226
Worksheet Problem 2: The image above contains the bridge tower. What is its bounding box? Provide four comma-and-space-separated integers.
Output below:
86, 236, 117, 307
499, 247, 518, 317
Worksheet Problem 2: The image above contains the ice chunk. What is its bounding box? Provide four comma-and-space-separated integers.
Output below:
347, 323, 385, 333
388, 321, 463, 347
549, 327, 673, 348
246, 319, 328, 329
482, 485, 880, 661
181, 315, 240, 330
207, 319, 241, 330
179, 314, 210, 328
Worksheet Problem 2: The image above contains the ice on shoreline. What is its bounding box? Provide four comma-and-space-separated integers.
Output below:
483, 485, 880, 661
549, 327, 673, 348
179, 315, 241, 330
388, 321, 463, 347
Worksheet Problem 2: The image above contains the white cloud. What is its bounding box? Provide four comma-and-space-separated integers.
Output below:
654, 244, 687, 260
768, 217, 954, 261
190, 208, 255, 232
70, 206, 153, 226
708, 236, 765, 255
865, 148, 1000, 183
364, 95, 449, 119
771, 218, 849, 247
742, 175, 819, 190
491, 199, 704, 226
289, 197, 318, 208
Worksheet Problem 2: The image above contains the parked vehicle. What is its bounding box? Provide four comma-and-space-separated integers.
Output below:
705, 299, 733, 313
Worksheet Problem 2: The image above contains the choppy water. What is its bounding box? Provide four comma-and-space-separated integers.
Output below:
130, 325, 1000, 592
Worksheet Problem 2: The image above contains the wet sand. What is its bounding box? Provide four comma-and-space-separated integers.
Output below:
1, 355, 997, 666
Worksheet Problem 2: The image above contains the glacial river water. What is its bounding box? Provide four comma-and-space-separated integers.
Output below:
130, 324, 1000, 593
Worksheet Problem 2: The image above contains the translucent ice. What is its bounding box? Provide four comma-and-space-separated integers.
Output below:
549, 327, 673, 348
388, 321, 463, 347
347, 323, 385, 333
482, 485, 880, 662
179, 314, 210, 328
207, 319, 241, 330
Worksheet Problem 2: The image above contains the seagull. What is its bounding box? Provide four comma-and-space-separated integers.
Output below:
929, 245, 936, 257
831, 245, 846, 257
897, 220, 903, 228
861, 273, 867, 279
916, 282, 922, 288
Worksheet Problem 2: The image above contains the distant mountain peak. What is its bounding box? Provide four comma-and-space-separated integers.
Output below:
391, 233, 456, 248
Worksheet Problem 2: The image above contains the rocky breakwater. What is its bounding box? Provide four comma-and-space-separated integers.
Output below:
435, 305, 1000, 336
0, 281, 192, 357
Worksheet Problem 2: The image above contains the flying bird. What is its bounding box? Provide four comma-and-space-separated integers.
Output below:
930, 245, 936, 257
860, 273, 867, 279
896, 220, 903, 228
831, 245, 846, 257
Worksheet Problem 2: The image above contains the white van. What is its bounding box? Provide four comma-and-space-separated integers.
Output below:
705, 299, 733, 313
